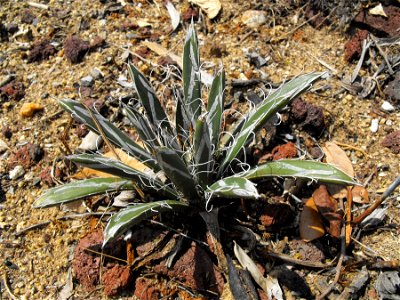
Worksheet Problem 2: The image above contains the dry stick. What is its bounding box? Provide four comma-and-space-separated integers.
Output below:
84, 248, 128, 264
2, 274, 19, 300
334, 141, 368, 157
265, 251, 332, 269
317, 216, 346, 299
353, 176, 400, 224
15, 212, 113, 236
345, 186, 353, 247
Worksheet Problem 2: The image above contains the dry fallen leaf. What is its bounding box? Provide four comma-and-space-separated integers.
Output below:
323, 141, 354, 198
300, 197, 325, 242
20, 102, 44, 117
323, 142, 354, 177
352, 185, 369, 204
369, 3, 388, 18
234, 241, 283, 299
165, 1, 180, 31
73, 148, 151, 179
189, 0, 221, 19
312, 185, 342, 239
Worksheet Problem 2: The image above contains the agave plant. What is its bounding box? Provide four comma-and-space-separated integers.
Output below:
33, 24, 357, 247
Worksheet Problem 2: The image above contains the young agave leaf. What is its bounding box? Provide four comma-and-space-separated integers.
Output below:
175, 94, 192, 149
207, 177, 259, 199
59, 99, 159, 171
220, 72, 325, 172
103, 200, 189, 245
127, 63, 174, 140
68, 153, 178, 198
206, 71, 225, 151
193, 119, 212, 188
183, 23, 202, 122
123, 104, 161, 150
155, 147, 199, 203
33, 177, 135, 208
242, 159, 359, 186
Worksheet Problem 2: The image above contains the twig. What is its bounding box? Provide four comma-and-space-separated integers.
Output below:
0, 74, 15, 88
15, 212, 113, 236
149, 220, 208, 247
353, 176, 400, 224
334, 141, 368, 157
84, 248, 127, 264
351, 39, 372, 83
317, 221, 346, 299
27, 1, 48, 9
2, 274, 19, 300
264, 250, 332, 269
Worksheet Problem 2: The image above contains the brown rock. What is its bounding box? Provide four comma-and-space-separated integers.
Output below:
72, 230, 103, 290
382, 130, 400, 154
102, 265, 132, 297
0, 80, 25, 101
291, 98, 308, 121
134, 277, 161, 300
27, 40, 57, 63
72, 229, 125, 290
40, 166, 63, 187
354, 5, 400, 37
288, 239, 325, 263
182, 6, 199, 22
64, 36, 90, 63
153, 241, 224, 295
344, 30, 369, 62
20, 9, 36, 24
271, 142, 297, 160
8, 143, 43, 169
291, 98, 326, 136
259, 203, 294, 227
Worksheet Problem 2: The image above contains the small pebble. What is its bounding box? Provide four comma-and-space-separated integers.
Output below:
78, 131, 103, 151
0, 139, 8, 153
90, 67, 104, 80
381, 101, 395, 112
81, 75, 94, 87
241, 10, 267, 28
9, 165, 25, 180
370, 119, 379, 133
19, 103, 44, 117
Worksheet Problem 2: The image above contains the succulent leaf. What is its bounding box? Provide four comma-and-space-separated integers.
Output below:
123, 104, 161, 150
155, 147, 199, 203
68, 153, 178, 197
193, 119, 212, 187
220, 72, 325, 172
59, 99, 159, 171
206, 71, 225, 152
103, 200, 189, 245
183, 23, 202, 121
33, 177, 136, 208
242, 159, 359, 186
207, 177, 259, 199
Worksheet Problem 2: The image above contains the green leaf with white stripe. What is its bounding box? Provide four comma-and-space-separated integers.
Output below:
123, 104, 160, 151
59, 99, 159, 171
33, 178, 136, 208
207, 177, 259, 199
156, 147, 199, 203
220, 72, 324, 172
67, 154, 178, 198
183, 23, 202, 121
242, 159, 359, 186
206, 70, 225, 151
104, 200, 189, 245
193, 119, 212, 188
